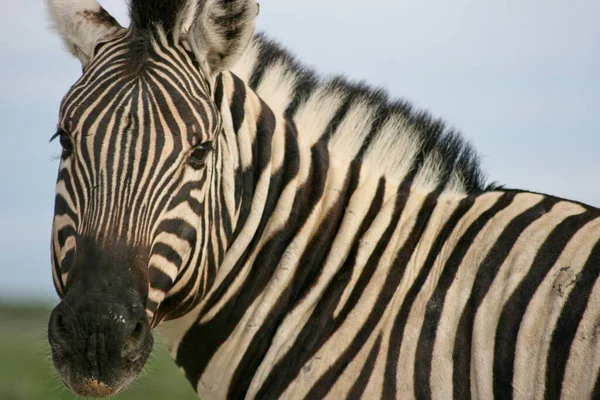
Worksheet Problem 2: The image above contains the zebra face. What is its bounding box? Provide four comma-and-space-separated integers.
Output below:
46, 0, 259, 396
48, 32, 221, 396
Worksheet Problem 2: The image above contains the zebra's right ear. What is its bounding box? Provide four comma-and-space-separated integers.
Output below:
47, 0, 123, 68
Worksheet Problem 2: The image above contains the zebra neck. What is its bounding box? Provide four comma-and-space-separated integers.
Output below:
212, 71, 281, 257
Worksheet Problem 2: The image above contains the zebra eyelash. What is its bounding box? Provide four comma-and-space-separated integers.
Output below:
49, 129, 71, 143
49, 130, 63, 142
50, 129, 74, 157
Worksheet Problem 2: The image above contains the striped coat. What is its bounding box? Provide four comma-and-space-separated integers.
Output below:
45, 1, 600, 399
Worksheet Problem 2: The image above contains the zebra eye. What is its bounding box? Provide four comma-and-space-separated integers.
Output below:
188, 141, 213, 169
51, 130, 73, 158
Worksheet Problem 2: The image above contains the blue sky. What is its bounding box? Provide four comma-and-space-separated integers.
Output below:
1, 1, 598, 302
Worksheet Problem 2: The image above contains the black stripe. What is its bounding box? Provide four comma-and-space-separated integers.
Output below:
91, 83, 135, 234
452, 195, 559, 400
412, 195, 476, 399
320, 88, 352, 142
52, 245, 66, 296
378, 190, 443, 399
148, 266, 173, 293
151, 45, 201, 98
230, 98, 276, 241
285, 69, 317, 119
146, 62, 211, 136
167, 179, 206, 215
146, 299, 159, 314
593, 370, 600, 399
409, 192, 515, 399
544, 239, 600, 399
254, 177, 393, 399
227, 158, 360, 400
213, 74, 224, 111
54, 195, 78, 229
345, 334, 383, 400
63, 43, 128, 111
110, 93, 132, 228
230, 74, 247, 134
152, 242, 183, 267
211, 184, 224, 265
177, 108, 300, 388
218, 171, 233, 240
123, 91, 143, 214
157, 238, 200, 322
155, 218, 197, 247
145, 69, 206, 135
356, 102, 392, 161
57, 226, 76, 249
308, 185, 438, 400
128, 79, 156, 213
61, 249, 75, 276
56, 168, 81, 225
160, 266, 200, 320
249, 38, 280, 89
493, 210, 596, 399
142, 82, 179, 228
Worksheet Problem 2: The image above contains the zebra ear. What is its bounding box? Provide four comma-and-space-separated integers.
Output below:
182, 0, 260, 77
47, 0, 123, 68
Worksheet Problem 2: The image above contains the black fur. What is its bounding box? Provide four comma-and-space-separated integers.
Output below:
129, 0, 187, 34
125, 0, 188, 74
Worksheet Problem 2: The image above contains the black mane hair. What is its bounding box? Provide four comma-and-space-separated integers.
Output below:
248, 33, 501, 194
129, 0, 188, 34
125, 0, 189, 73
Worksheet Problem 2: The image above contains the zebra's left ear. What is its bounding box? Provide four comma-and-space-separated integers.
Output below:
181, 0, 260, 77
47, 0, 123, 68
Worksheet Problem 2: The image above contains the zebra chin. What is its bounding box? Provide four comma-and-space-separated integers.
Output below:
48, 288, 154, 398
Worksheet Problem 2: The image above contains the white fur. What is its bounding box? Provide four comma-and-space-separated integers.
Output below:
47, 0, 122, 67
363, 114, 422, 183
231, 38, 261, 82
328, 100, 378, 163
294, 85, 347, 147
255, 61, 297, 115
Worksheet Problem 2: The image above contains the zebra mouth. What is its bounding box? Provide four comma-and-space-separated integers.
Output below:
50, 327, 152, 398
69, 379, 114, 398
48, 292, 154, 398
51, 343, 150, 398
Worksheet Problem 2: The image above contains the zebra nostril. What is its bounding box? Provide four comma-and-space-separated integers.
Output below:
131, 322, 143, 341
49, 308, 71, 352
124, 320, 147, 360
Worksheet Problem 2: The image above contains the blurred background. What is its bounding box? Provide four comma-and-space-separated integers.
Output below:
0, 0, 598, 398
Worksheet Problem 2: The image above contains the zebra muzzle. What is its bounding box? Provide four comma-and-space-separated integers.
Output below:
48, 293, 153, 397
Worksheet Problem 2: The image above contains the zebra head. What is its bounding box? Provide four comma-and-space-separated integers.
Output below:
46, 0, 258, 396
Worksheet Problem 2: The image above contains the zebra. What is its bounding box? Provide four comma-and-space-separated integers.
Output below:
44, 0, 600, 399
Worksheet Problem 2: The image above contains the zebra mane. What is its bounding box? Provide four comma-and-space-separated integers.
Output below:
232, 33, 500, 194
128, 0, 188, 34
125, 0, 192, 74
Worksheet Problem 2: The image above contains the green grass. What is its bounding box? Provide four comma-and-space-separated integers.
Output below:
0, 303, 198, 399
